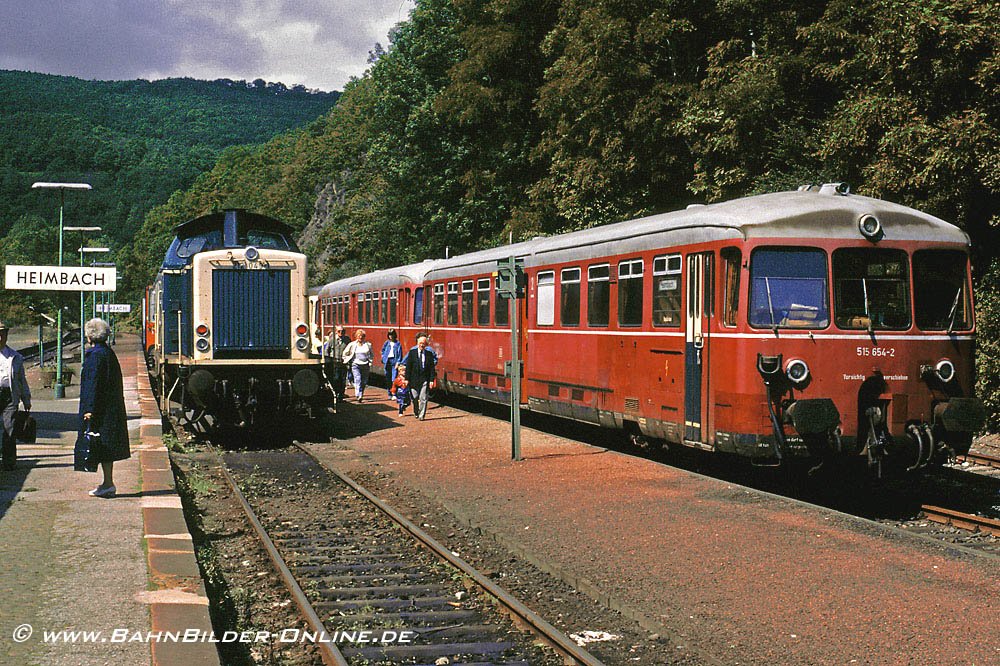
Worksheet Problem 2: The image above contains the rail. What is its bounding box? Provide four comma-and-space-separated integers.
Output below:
956, 451, 1000, 470
920, 505, 1000, 538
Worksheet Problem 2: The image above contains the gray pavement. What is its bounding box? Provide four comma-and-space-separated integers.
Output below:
0, 344, 151, 666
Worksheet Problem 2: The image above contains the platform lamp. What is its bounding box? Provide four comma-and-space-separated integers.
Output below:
77, 244, 108, 357
31, 181, 92, 399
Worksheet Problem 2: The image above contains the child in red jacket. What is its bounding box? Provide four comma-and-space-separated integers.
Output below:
391, 365, 410, 415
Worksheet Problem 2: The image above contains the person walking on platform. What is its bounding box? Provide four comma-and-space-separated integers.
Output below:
0, 321, 31, 471
403, 332, 437, 420
343, 329, 373, 402
381, 329, 403, 398
391, 364, 410, 416
75, 318, 130, 497
323, 326, 351, 409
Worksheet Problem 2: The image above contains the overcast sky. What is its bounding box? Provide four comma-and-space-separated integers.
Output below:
2, 0, 416, 92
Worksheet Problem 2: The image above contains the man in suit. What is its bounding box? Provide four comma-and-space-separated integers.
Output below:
0, 321, 32, 470
403, 332, 437, 420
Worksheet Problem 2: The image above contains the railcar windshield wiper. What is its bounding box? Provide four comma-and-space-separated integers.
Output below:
946, 287, 962, 334
862, 278, 874, 333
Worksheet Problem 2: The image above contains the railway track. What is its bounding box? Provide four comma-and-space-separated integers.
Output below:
208, 443, 605, 666
956, 451, 1000, 470
919, 505, 1000, 538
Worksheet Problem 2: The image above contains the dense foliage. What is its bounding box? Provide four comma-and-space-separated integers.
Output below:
0, 71, 339, 322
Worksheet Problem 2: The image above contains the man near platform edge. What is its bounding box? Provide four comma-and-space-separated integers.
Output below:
0, 321, 32, 470
403, 332, 437, 420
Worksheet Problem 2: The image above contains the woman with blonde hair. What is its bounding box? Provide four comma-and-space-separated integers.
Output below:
343, 328, 373, 402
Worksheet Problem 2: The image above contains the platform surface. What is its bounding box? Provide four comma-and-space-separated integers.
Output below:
309, 393, 1000, 666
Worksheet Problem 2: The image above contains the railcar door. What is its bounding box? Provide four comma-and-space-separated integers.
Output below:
684, 252, 713, 444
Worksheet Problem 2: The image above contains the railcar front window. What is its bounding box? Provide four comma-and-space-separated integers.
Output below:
913, 250, 972, 331
749, 248, 829, 329
833, 248, 910, 330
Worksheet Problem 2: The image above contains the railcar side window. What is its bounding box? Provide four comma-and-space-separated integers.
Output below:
447, 282, 459, 325
367, 292, 374, 324
433, 284, 445, 325
414, 287, 425, 325
588, 264, 610, 327
560, 268, 581, 327
652, 254, 682, 327
721, 248, 741, 327
381, 290, 388, 324
833, 248, 910, 330
356, 294, 363, 323
462, 280, 474, 325
495, 278, 509, 326
390, 290, 398, 325
477, 278, 490, 325
749, 248, 829, 329
537, 271, 555, 326
618, 259, 643, 326
913, 250, 972, 331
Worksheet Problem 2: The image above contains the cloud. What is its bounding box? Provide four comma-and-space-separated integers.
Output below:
0, 0, 414, 91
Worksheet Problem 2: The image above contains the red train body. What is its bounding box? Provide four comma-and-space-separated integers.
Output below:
310, 186, 984, 475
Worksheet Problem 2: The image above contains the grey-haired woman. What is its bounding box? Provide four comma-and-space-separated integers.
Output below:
74, 318, 130, 497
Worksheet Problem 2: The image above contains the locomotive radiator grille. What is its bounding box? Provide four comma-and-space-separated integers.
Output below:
212, 268, 291, 357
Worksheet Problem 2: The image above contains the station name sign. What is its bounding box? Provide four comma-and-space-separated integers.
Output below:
96, 303, 131, 313
5, 265, 117, 292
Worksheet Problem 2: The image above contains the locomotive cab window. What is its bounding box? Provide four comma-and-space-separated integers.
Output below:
537, 271, 555, 326
652, 254, 682, 327
618, 259, 643, 326
477, 278, 490, 325
462, 280, 474, 325
833, 248, 910, 330
560, 268, 581, 327
749, 248, 829, 329
587, 264, 610, 327
238, 229, 293, 251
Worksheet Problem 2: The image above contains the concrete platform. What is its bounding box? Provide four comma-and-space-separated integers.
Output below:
0, 334, 216, 666
307, 395, 1000, 666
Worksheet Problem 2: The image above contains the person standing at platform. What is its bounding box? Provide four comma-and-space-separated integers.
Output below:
323, 326, 351, 409
343, 328, 373, 402
75, 318, 129, 497
403, 332, 437, 420
381, 329, 403, 398
0, 321, 31, 471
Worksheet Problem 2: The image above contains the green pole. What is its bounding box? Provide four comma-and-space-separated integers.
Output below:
80, 245, 84, 360
510, 284, 521, 461
55, 190, 64, 399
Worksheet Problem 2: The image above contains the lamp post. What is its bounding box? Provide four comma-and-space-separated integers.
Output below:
78, 244, 109, 357
31, 182, 92, 399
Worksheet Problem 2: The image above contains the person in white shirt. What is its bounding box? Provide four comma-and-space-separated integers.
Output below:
0, 321, 32, 470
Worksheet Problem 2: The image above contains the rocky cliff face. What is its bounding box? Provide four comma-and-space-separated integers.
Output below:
298, 179, 346, 283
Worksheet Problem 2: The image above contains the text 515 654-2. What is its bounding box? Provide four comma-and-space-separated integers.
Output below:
857, 347, 895, 357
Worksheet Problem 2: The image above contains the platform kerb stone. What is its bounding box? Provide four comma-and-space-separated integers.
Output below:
149, 604, 221, 666
143, 506, 189, 537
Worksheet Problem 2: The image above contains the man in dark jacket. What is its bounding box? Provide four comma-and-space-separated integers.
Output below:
323, 326, 351, 409
403, 332, 437, 420
0, 321, 31, 470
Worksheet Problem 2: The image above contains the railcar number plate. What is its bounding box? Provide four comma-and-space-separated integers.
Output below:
856, 346, 895, 357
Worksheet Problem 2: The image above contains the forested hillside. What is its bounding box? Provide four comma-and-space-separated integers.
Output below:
0, 71, 339, 321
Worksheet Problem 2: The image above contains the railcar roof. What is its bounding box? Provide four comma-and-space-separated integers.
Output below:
316, 259, 448, 295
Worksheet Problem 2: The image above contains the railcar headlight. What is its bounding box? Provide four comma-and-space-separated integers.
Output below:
245, 246, 259, 261
858, 214, 882, 241
196, 338, 211, 352
935, 359, 955, 383
295, 338, 309, 351
785, 358, 810, 385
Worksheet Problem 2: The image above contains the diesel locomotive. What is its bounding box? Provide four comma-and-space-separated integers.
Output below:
312, 184, 985, 476
146, 210, 325, 429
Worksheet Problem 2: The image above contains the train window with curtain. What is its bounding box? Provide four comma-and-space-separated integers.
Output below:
447, 282, 459, 324
913, 250, 972, 331
390, 290, 398, 325
414, 287, 425, 325
618, 259, 643, 326
721, 248, 741, 327
833, 248, 910, 330
588, 264, 610, 326
477, 278, 490, 325
495, 277, 509, 326
537, 271, 555, 326
652, 254, 682, 326
750, 248, 829, 329
560, 267, 581, 326
462, 280, 474, 325
433, 284, 445, 324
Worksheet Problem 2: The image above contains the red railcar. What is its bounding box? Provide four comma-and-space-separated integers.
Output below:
316, 185, 984, 475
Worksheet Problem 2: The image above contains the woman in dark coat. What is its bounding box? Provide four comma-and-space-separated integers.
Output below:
75, 318, 129, 497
